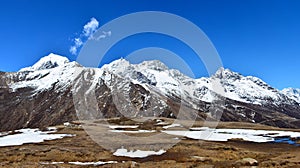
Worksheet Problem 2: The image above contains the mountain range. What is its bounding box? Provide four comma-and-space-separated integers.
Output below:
1, 53, 300, 131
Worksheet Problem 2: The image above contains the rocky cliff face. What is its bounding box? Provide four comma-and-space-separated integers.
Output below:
1, 53, 300, 131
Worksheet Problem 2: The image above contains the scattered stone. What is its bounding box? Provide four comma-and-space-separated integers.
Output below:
192, 156, 211, 162
235, 158, 258, 166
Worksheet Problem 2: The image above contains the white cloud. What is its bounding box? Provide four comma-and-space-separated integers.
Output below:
69, 38, 83, 55
69, 46, 77, 55
69, 17, 100, 55
74, 38, 83, 46
83, 18, 99, 37
93, 31, 112, 41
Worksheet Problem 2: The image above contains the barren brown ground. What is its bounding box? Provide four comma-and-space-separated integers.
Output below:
0, 118, 299, 168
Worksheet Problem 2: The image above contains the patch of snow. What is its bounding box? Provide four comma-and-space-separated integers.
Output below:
113, 147, 166, 158
69, 161, 117, 166
131, 80, 151, 91
109, 130, 155, 133
156, 122, 169, 125
0, 128, 74, 147
163, 128, 300, 143
63, 122, 71, 126
47, 127, 57, 131
109, 125, 139, 129
0, 132, 10, 137
189, 127, 211, 131
163, 123, 183, 129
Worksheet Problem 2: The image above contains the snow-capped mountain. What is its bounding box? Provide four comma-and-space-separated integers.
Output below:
101, 58, 299, 106
212, 68, 298, 104
1, 53, 300, 131
281, 88, 300, 103
9, 54, 80, 93
20, 53, 70, 71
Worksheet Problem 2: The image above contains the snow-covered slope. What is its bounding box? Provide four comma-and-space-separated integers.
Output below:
212, 68, 283, 104
9, 54, 80, 93
20, 53, 70, 71
281, 88, 300, 103
101, 59, 299, 106
8, 54, 300, 107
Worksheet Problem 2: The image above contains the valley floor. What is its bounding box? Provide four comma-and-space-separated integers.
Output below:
0, 118, 300, 168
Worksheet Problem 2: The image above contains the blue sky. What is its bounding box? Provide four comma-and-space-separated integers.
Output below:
0, 0, 299, 89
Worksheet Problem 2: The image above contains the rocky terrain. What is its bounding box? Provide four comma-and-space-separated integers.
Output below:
0, 118, 300, 168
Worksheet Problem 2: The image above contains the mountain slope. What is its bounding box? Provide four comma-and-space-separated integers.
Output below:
1, 53, 300, 131
281, 88, 300, 103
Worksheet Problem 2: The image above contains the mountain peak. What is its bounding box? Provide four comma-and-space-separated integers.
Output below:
101, 58, 131, 72
214, 67, 242, 80
282, 87, 300, 93
101, 59, 169, 73
281, 88, 300, 103
137, 60, 169, 71
20, 53, 70, 71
